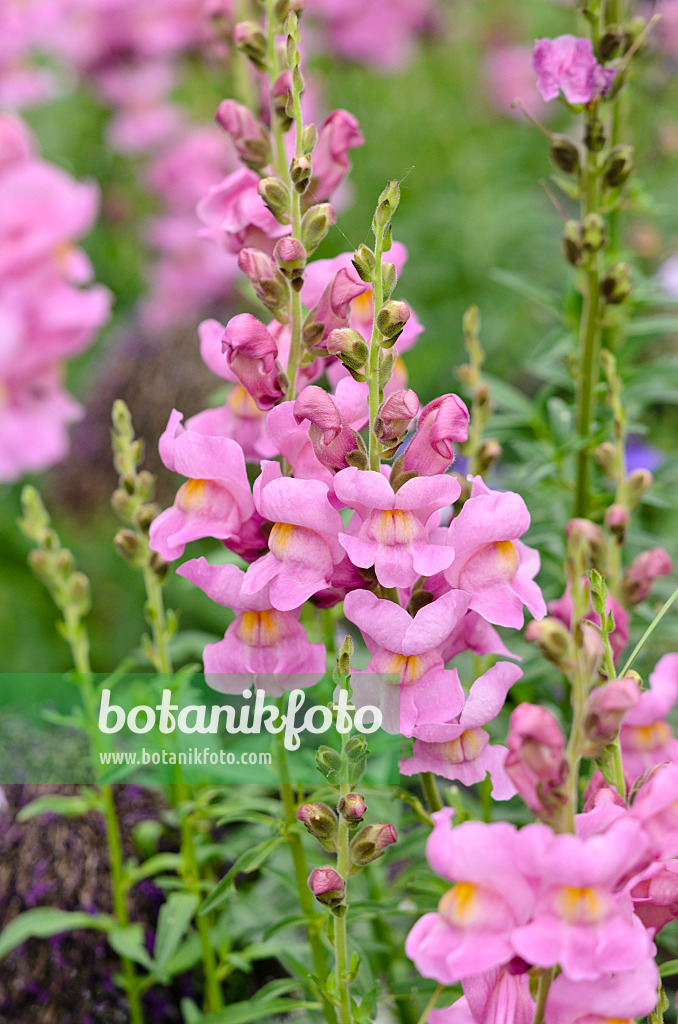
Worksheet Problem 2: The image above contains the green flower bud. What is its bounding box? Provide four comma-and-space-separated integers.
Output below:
524, 617, 574, 669
302, 123, 317, 154
349, 823, 397, 866
297, 802, 338, 850
582, 213, 607, 253
376, 300, 410, 342
301, 203, 336, 253
603, 145, 634, 188
326, 328, 369, 371
597, 27, 623, 62
549, 134, 581, 175
627, 468, 653, 507
601, 262, 632, 305
316, 745, 342, 783
595, 441, 618, 479
232, 21, 267, 71
290, 154, 312, 194
584, 116, 606, 153
562, 220, 584, 267
351, 244, 376, 284
257, 177, 291, 224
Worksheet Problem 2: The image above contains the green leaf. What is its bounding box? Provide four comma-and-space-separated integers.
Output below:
198, 836, 285, 916
0, 909, 112, 959
199, 999, 321, 1024
129, 852, 182, 883
17, 793, 98, 821
660, 958, 678, 978
108, 923, 155, 972
180, 997, 202, 1023
153, 893, 199, 977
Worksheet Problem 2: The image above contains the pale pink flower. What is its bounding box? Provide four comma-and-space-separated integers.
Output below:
621, 653, 678, 780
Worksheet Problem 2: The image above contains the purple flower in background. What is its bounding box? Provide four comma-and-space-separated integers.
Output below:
533, 36, 617, 104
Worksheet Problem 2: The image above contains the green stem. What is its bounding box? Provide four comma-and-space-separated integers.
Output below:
531, 968, 555, 1024
416, 984, 445, 1024
368, 223, 385, 472
275, 724, 338, 1024
619, 581, 678, 678
334, 793, 352, 1024
419, 772, 444, 814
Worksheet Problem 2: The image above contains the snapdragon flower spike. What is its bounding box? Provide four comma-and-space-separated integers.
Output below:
334, 468, 460, 589
400, 662, 522, 799
405, 808, 537, 983
221, 313, 286, 410
511, 817, 652, 981
308, 109, 364, 202
504, 703, 569, 819
293, 385, 366, 472
148, 410, 254, 561
620, 654, 678, 780
198, 167, 289, 255
241, 461, 345, 611
533, 36, 617, 105
176, 559, 325, 692
343, 588, 469, 736
402, 394, 470, 476
444, 478, 546, 629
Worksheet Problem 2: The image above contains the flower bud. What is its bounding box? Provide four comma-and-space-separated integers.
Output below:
375, 300, 410, 344
294, 385, 366, 472
352, 244, 376, 283
372, 180, 400, 232
215, 100, 270, 170
232, 21, 267, 70
524, 617, 573, 669
626, 468, 653, 507
549, 134, 581, 175
134, 503, 161, 533
582, 212, 607, 253
505, 704, 569, 821
114, 528, 142, 564
111, 487, 135, 521
562, 220, 584, 267
622, 548, 673, 605
337, 793, 367, 828
601, 262, 632, 304
290, 154, 312, 194
350, 823, 397, 866
257, 176, 291, 223
381, 262, 397, 298
301, 203, 336, 253
238, 248, 290, 317
326, 328, 368, 371
308, 866, 345, 907
68, 571, 91, 613
583, 677, 640, 757
476, 438, 502, 475
345, 734, 368, 786
566, 518, 607, 568
316, 744, 342, 783
274, 237, 306, 288
297, 802, 338, 850
271, 71, 293, 131
595, 441, 618, 479
603, 144, 634, 188
149, 551, 169, 581
584, 115, 606, 153
302, 123, 317, 154
403, 394, 469, 476
374, 389, 419, 445
597, 27, 623, 62
605, 502, 629, 542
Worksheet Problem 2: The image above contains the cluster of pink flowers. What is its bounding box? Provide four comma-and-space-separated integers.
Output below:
0, 113, 110, 481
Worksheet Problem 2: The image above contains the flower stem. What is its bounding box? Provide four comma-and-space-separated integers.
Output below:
531, 967, 555, 1024
368, 222, 386, 471
416, 983, 445, 1024
274, 722, 338, 1024
333, 725, 353, 1024
419, 771, 444, 814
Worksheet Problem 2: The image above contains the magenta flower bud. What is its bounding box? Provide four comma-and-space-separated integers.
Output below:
565, 518, 607, 566
337, 792, 367, 827
374, 389, 419, 446
232, 20, 267, 70
623, 548, 673, 606
294, 385, 366, 472
273, 237, 307, 285
308, 866, 345, 907
375, 299, 411, 344
605, 502, 629, 541
403, 394, 470, 476
297, 802, 338, 850
350, 823, 397, 866
271, 71, 293, 128
221, 313, 286, 410
505, 703, 569, 820
238, 247, 289, 316
584, 677, 640, 757
215, 100, 270, 169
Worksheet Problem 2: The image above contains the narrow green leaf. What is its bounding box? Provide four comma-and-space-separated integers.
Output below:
199, 999, 321, 1024
0, 909, 112, 960
108, 923, 155, 972
154, 893, 199, 975
17, 793, 97, 821
198, 836, 284, 916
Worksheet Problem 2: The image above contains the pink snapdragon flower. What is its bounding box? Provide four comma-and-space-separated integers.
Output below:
428, 966, 534, 1024
544, 958, 659, 1024
403, 395, 470, 476
293, 385, 365, 472
533, 36, 617, 105
221, 313, 286, 410
335, 467, 459, 589
148, 409, 255, 560
187, 390, 275, 464
400, 663, 522, 799
343, 588, 469, 735
177, 559, 325, 692
443, 477, 546, 628
309, 109, 364, 201
406, 809, 538, 983
511, 818, 652, 981
241, 461, 345, 611
197, 167, 289, 255
620, 653, 678, 780
629, 762, 678, 860
630, 859, 678, 935
622, 547, 673, 605
505, 704, 569, 819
